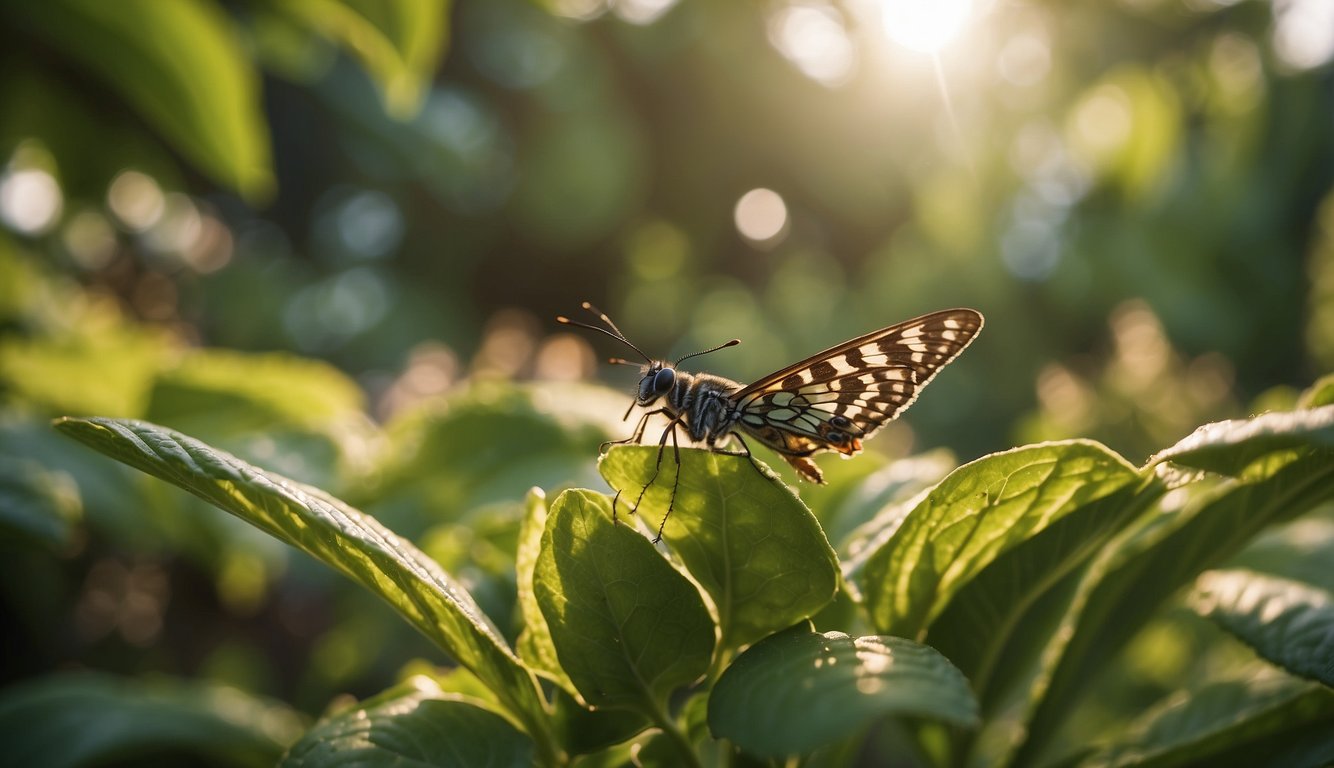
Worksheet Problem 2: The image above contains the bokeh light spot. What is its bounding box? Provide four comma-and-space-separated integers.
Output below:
283, 268, 391, 352
336, 190, 403, 261
1207, 33, 1262, 113
62, 210, 118, 270
143, 193, 203, 256
1072, 84, 1132, 156
734, 188, 790, 246
534, 333, 596, 381
613, 0, 679, 25
998, 33, 1051, 87
107, 170, 165, 232
769, 3, 857, 86
626, 219, 689, 280
465, 3, 567, 90
1273, 0, 1334, 71
1001, 195, 1063, 281
474, 309, 541, 378
0, 167, 63, 235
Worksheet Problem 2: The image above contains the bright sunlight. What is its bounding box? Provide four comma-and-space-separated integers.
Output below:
879, 0, 973, 53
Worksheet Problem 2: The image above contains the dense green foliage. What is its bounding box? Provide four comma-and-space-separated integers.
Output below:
2, 0, 1332, 765
14, 381, 1333, 766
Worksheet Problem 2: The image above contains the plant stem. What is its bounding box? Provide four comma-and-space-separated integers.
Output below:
648, 699, 704, 768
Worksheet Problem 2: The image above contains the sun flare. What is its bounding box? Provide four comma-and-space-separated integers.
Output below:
879, 0, 973, 53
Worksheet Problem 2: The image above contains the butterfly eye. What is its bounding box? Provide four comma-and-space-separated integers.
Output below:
653, 367, 676, 394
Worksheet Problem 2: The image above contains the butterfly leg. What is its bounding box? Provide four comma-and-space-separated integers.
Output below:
601, 407, 669, 454
630, 416, 683, 542
721, 433, 769, 479
655, 425, 683, 544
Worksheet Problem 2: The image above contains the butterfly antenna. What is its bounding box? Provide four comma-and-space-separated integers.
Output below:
581, 301, 629, 338
556, 303, 652, 363
676, 338, 740, 366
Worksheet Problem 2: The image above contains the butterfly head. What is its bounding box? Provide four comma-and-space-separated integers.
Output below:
636, 363, 677, 405
557, 302, 740, 407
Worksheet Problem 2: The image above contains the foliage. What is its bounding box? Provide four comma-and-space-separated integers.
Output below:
2, 0, 1333, 765
0, 372, 1324, 765
0, 672, 304, 768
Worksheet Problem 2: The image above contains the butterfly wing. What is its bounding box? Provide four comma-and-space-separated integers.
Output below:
731, 309, 984, 482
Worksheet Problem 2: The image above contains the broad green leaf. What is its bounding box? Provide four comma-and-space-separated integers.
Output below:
515, 488, 579, 698
9, 0, 273, 200
145, 349, 374, 491
146, 349, 366, 433
1012, 451, 1334, 767
1298, 373, 1334, 408
1226, 516, 1334, 593
534, 489, 715, 715
549, 687, 650, 757
924, 475, 1161, 698
0, 456, 81, 546
375, 383, 617, 532
599, 446, 839, 650
1149, 405, 1334, 478
0, 416, 173, 553
54, 418, 558, 763
273, 0, 450, 118
0, 69, 185, 198
0, 323, 174, 418
282, 677, 532, 767
0, 672, 303, 768
1191, 569, 1334, 687
860, 440, 1141, 639
708, 625, 979, 758
1079, 674, 1334, 768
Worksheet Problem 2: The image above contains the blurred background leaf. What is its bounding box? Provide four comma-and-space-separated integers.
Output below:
0, 672, 305, 768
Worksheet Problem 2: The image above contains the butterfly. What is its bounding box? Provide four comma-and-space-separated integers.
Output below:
558, 303, 984, 541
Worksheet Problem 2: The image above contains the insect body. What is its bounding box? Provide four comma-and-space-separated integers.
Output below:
558, 303, 984, 540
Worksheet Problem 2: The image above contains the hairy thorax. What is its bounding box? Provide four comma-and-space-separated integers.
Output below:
665, 371, 744, 445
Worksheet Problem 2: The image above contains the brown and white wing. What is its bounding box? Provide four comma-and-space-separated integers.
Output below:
731, 309, 983, 480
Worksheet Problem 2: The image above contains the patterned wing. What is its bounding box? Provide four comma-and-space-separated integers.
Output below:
731, 309, 983, 482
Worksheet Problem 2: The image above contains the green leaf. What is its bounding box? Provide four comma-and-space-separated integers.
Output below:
1298, 374, 1334, 408
146, 349, 366, 434
1226, 516, 1334, 593
860, 440, 1142, 639
923, 475, 1161, 699
550, 687, 650, 757
271, 0, 449, 118
0, 672, 303, 768
599, 446, 839, 650
534, 489, 715, 716
1191, 569, 1334, 687
281, 677, 533, 767
376, 383, 616, 531
515, 488, 579, 698
0, 323, 173, 418
53, 417, 557, 763
142, 349, 374, 491
1079, 674, 1334, 768
0, 456, 81, 546
708, 626, 979, 759
9, 0, 273, 200
1149, 405, 1334, 478
1013, 450, 1334, 767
